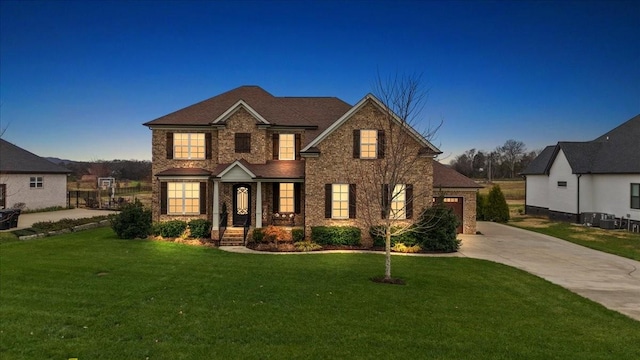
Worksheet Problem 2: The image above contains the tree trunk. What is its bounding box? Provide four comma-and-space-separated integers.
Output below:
385, 227, 391, 279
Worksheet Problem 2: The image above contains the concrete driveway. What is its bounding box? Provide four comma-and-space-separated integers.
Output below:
458, 222, 640, 321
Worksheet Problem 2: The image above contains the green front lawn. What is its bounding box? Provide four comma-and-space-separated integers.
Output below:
510, 217, 640, 261
1, 228, 639, 359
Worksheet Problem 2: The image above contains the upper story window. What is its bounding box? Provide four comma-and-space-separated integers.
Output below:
235, 133, 251, 153
557, 181, 567, 187
30, 176, 43, 189
279, 134, 295, 160
174, 133, 205, 159
353, 130, 385, 159
632, 183, 640, 210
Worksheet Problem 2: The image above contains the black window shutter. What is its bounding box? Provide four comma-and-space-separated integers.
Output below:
353, 130, 360, 158
160, 182, 168, 214
295, 134, 301, 160
200, 182, 207, 214
349, 184, 357, 219
206, 133, 212, 159
273, 134, 279, 160
381, 184, 389, 219
294, 183, 301, 214
378, 130, 385, 159
324, 184, 332, 218
273, 183, 280, 212
166, 133, 173, 159
406, 184, 413, 219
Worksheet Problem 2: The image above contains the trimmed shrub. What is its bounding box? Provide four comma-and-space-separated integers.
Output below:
189, 219, 212, 238
369, 226, 418, 247
111, 200, 152, 239
263, 225, 291, 243
311, 226, 361, 246
292, 228, 305, 242
485, 185, 510, 223
476, 193, 486, 221
154, 220, 188, 238
413, 205, 460, 252
252, 228, 264, 243
391, 243, 422, 253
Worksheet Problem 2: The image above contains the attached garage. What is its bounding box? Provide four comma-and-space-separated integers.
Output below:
432, 162, 482, 234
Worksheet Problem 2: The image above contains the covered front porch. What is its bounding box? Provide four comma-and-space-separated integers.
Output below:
211, 160, 304, 241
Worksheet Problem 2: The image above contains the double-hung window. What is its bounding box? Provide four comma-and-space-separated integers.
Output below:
279, 183, 294, 213
332, 184, 350, 219
360, 130, 377, 159
168, 182, 200, 214
391, 184, 406, 220
632, 183, 640, 210
30, 176, 43, 189
174, 133, 205, 159
279, 134, 295, 160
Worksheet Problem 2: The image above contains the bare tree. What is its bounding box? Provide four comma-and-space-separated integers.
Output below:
354, 73, 441, 282
500, 139, 526, 178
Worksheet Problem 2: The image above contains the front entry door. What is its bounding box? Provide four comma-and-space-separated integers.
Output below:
233, 184, 251, 226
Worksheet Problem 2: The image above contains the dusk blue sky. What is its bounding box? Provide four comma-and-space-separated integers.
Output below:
1, 0, 638, 163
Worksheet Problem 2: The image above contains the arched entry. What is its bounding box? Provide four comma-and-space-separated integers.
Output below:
233, 184, 251, 226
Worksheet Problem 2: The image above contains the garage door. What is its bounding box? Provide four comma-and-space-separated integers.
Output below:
437, 197, 464, 234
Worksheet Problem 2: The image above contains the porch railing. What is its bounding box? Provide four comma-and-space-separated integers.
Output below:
219, 212, 228, 242
243, 217, 250, 245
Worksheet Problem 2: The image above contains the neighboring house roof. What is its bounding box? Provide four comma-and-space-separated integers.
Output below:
522, 114, 640, 175
143, 86, 353, 148
0, 139, 71, 174
432, 161, 482, 189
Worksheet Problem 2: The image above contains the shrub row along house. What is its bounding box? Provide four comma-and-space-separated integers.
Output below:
522, 114, 640, 231
144, 86, 478, 245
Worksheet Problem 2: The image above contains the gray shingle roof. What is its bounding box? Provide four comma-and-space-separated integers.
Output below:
521, 114, 640, 175
0, 139, 71, 174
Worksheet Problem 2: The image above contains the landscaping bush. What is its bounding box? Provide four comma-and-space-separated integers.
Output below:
485, 185, 510, 223
413, 205, 460, 252
252, 228, 264, 243
294, 241, 322, 252
110, 200, 152, 239
263, 225, 292, 243
188, 219, 212, 238
292, 228, 305, 242
311, 226, 361, 246
153, 220, 188, 238
391, 243, 422, 253
369, 226, 418, 247
476, 193, 486, 221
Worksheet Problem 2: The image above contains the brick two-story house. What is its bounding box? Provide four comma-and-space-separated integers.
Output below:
144, 86, 476, 244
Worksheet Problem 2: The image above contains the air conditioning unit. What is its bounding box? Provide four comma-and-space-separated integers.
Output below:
600, 219, 615, 230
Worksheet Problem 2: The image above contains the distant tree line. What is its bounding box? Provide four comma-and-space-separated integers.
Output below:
58, 159, 152, 182
449, 139, 541, 180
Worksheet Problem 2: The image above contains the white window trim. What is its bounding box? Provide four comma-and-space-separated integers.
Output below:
279, 134, 295, 160
168, 182, 200, 215
360, 129, 377, 159
632, 183, 640, 210
30, 176, 44, 189
332, 184, 349, 219
174, 133, 205, 160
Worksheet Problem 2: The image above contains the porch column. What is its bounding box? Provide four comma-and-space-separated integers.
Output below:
212, 180, 220, 230
256, 181, 263, 228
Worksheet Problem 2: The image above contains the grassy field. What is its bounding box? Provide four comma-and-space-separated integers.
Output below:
478, 179, 525, 201
1, 228, 639, 359
510, 216, 640, 261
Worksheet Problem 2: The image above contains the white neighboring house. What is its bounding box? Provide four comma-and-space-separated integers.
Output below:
0, 139, 71, 210
522, 114, 640, 230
